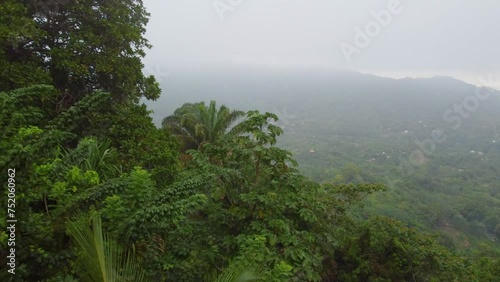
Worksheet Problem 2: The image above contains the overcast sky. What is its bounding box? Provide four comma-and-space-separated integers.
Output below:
142, 0, 499, 86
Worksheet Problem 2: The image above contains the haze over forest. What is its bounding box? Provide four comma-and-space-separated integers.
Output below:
141, 0, 500, 275
1, 0, 499, 281
142, 0, 500, 85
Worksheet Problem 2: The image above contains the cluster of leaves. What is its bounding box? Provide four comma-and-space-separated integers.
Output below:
333, 217, 467, 281
0, 84, 179, 281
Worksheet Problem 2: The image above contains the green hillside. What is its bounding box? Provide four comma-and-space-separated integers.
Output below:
149, 68, 500, 250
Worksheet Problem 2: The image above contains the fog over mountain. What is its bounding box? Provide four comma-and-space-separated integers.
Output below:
146, 68, 500, 132
138, 1, 500, 249
142, 0, 500, 86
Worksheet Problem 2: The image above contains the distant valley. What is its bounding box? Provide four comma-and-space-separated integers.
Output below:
147, 67, 500, 247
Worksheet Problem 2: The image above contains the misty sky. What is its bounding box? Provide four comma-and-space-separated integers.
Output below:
142, 0, 500, 86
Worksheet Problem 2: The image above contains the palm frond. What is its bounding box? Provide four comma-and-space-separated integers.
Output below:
223, 110, 246, 136
162, 101, 246, 151
67, 213, 151, 282
204, 261, 266, 282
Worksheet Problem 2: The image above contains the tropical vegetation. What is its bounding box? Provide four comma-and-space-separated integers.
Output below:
162, 101, 245, 151
0, 1, 499, 281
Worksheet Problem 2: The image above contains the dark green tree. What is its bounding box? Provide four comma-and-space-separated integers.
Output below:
0, 0, 160, 105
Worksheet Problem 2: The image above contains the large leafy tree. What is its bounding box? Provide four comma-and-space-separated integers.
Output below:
0, 1, 49, 91
162, 100, 245, 151
0, 0, 160, 105
0, 0, 172, 176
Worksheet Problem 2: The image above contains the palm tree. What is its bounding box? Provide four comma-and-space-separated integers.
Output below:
204, 262, 266, 282
162, 101, 245, 151
67, 213, 265, 282
67, 213, 151, 282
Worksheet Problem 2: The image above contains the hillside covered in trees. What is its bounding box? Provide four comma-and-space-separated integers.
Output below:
1, 1, 499, 281
148, 68, 500, 251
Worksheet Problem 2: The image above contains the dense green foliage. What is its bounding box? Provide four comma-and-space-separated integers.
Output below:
1, 1, 499, 281
149, 68, 500, 257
